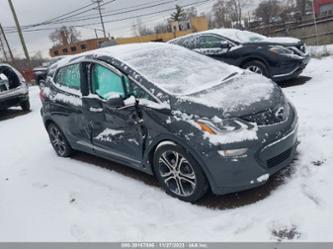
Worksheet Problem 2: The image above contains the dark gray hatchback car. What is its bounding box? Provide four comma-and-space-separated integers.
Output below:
40, 43, 298, 202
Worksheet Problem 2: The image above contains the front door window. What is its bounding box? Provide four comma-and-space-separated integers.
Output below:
92, 64, 125, 99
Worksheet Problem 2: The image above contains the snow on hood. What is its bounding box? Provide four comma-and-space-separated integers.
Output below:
178, 71, 280, 115
69, 43, 241, 96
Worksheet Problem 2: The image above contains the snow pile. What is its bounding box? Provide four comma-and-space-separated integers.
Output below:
308, 44, 333, 58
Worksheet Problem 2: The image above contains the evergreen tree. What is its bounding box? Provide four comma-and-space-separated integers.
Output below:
170, 5, 187, 21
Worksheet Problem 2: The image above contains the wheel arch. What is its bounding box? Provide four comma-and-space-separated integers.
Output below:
143, 135, 214, 191
239, 56, 271, 76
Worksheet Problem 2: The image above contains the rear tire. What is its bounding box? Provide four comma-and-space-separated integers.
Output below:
47, 123, 72, 157
243, 60, 270, 78
20, 99, 30, 111
153, 143, 209, 202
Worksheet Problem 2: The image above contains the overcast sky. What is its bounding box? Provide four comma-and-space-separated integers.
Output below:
0, 0, 216, 59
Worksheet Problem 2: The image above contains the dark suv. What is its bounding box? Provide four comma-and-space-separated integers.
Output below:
169, 29, 310, 82
40, 43, 298, 202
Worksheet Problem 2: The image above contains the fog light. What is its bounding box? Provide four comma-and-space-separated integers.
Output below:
218, 148, 248, 157
257, 174, 269, 183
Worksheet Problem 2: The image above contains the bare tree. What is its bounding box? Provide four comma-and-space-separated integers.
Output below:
185, 7, 198, 19
227, 0, 242, 26
212, 0, 230, 28
254, 0, 282, 24
154, 22, 170, 34
49, 26, 81, 46
132, 19, 154, 36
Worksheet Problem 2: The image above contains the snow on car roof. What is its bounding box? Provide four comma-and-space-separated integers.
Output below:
202, 29, 268, 43
53, 42, 241, 95
170, 28, 301, 44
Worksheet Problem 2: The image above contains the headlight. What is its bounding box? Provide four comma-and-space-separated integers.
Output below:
269, 46, 293, 55
196, 120, 219, 135
195, 118, 254, 135
194, 118, 258, 145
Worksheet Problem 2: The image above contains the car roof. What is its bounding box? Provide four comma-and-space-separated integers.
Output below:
51, 42, 240, 96
169, 28, 267, 44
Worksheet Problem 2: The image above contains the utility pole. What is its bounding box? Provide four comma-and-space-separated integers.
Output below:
0, 34, 9, 61
93, 0, 107, 38
311, 0, 319, 45
0, 23, 14, 62
8, 0, 31, 65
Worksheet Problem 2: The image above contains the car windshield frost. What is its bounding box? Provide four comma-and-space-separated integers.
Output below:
234, 30, 267, 43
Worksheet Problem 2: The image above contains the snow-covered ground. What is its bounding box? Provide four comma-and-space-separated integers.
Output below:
0, 56, 332, 242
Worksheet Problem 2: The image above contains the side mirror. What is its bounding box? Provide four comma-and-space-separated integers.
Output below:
39, 79, 46, 88
106, 93, 124, 108
220, 41, 232, 49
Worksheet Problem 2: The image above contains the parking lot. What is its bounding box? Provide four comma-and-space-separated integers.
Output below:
0, 55, 332, 241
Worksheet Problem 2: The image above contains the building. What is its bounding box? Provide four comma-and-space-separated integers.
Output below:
49, 37, 109, 57
49, 16, 208, 57
314, 0, 333, 16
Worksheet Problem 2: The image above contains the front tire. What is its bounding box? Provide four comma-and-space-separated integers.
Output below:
153, 143, 209, 202
243, 60, 270, 78
47, 123, 72, 157
20, 99, 30, 111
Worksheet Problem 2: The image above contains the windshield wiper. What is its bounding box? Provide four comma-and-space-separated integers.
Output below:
221, 72, 239, 82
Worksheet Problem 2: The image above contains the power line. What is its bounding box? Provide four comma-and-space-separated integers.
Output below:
45, 0, 179, 25
4, 0, 214, 36
3, 0, 114, 31
3, 0, 150, 31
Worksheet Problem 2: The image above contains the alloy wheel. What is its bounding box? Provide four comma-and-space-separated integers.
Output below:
158, 151, 197, 197
49, 126, 67, 156
247, 65, 263, 75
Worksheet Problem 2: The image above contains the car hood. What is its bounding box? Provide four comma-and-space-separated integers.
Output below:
171, 71, 285, 119
246, 37, 302, 46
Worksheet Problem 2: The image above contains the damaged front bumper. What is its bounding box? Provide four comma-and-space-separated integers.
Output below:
197, 105, 299, 195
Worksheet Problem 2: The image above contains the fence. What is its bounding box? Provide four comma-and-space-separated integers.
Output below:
250, 14, 333, 45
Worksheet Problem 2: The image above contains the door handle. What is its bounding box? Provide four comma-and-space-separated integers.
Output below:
89, 107, 103, 113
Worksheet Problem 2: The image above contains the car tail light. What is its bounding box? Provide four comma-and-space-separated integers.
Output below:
39, 88, 47, 102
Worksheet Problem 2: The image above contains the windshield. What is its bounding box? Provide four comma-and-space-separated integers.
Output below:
211, 29, 267, 43
100, 43, 240, 95
231, 30, 267, 43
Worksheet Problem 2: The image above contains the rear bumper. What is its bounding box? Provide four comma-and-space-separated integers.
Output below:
0, 85, 29, 109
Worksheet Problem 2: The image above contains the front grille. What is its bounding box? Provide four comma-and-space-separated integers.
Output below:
266, 148, 292, 168
242, 109, 284, 125
288, 45, 307, 56
242, 103, 290, 126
